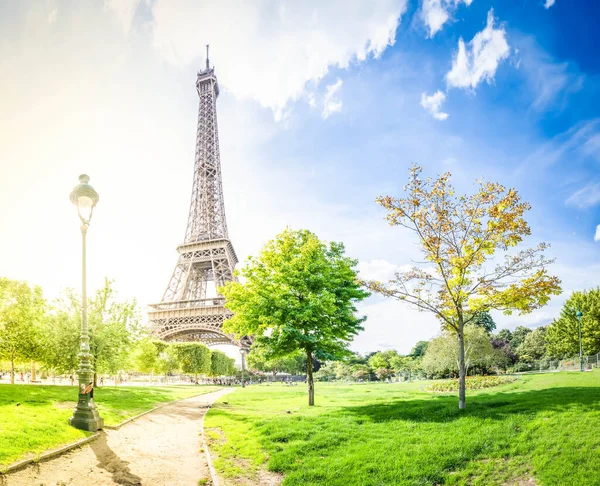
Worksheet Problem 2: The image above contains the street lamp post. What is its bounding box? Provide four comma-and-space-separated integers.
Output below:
240, 348, 246, 388
69, 175, 104, 432
576, 309, 584, 372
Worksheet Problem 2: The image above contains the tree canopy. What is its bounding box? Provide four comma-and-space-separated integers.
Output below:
546, 288, 600, 357
221, 228, 369, 405
365, 166, 561, 408
422, 325, 493, 376
0, 278, 45, 383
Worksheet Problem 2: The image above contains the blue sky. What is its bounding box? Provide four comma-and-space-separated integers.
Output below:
1, 0, 599, 354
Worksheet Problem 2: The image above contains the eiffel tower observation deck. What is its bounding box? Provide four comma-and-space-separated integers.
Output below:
149, 47, 249, 348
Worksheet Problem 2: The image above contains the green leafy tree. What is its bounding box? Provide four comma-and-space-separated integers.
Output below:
221, 229, 369, 405
472, 311, 496, 334
132, 338, 160, 381
351, 364, 371, 380
247, 346, 304, 375
174, 343, 211, 382
546, 288, 600, 357
516, 326, 547, 362
390, 355, 420, 381
41, 296, 80, 376
44, 281, 141, 385
314, 362, 337, 381
410, 341, 429, 358
0, 278, 46, 383
496, 328, 513, 342
156, 343, 180, 377
88, 280, 142, 382
365, 166, 561, 409
210, 350, 236, 377
422, 325, 494, 377
368, 350, 400, 369
510, 326, 532, 350
368, 350, 399, 380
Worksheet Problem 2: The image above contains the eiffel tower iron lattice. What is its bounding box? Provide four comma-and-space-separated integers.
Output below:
149, 47, 250, 348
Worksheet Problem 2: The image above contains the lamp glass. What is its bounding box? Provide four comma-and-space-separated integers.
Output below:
77, 195, 94, 222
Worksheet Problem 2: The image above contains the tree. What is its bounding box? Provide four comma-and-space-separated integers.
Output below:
221, 229, 369, 405
516, 326, 547, 362
174, 343, 211, 382
42, 298, 80, 377
390, 355, 420, 381
510, 326, 532, 350
43, 281, 141, 385
496, 328, 513, 343
88, 280, 142, 383
490, 334, 516, 369
546, 288, 600, 357
422, 325, 493, 377
365, 166, 561, 408
155, 343, 180, 377
247, 346, 304, 375
132, 338, 160, 381
472, 311, 496, 334
210, 350, 236, 377
368, 350, 399, 380
410, 341, 429, 358
0, 278, 46, 383
368, 350, 399, 369
350, 364, 371, 380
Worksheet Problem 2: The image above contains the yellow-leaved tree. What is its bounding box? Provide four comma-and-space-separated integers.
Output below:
364, 166, 561, 409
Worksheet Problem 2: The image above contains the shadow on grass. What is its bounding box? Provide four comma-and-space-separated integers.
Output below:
339, 386, 600, 423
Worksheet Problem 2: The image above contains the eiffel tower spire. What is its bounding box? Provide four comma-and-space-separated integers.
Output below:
184, 45, 228, 243
149, 54, 248, 348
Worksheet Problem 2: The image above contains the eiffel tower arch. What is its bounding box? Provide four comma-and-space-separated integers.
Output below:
149, 48, 250, 349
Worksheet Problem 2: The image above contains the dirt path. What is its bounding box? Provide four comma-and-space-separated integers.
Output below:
4, 388, 234, 486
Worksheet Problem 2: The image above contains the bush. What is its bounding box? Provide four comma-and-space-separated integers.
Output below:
425, 375, 516, 392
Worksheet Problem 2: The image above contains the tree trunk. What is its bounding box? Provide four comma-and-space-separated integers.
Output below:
31, 361, 37, 382
94, 372, 98, 387
10, 359, 15, 384
458, 327, 466, 410
306, 351, 315, 406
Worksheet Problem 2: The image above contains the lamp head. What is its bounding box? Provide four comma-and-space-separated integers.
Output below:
576, 309, 583, 318
70, 174, 99, 224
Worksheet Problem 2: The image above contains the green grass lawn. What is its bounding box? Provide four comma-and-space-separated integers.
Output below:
0, 384, 221, 469
204, 372, 600, 486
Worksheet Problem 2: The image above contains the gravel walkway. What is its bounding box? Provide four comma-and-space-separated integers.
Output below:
4, 388, 234, 486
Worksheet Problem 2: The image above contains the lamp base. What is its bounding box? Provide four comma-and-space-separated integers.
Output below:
69, 394, 104, 431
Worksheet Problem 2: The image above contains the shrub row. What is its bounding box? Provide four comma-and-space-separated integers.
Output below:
425, 375, 516, 392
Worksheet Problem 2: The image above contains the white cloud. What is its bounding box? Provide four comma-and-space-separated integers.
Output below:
151, 0, 408, 119
421, 0, 449, 37
595, 225, 600, 243
515, 35, 583, 111
356, 259, 411, 282
446, 9, 510, 90
544, 0, 556, 8
566, 183, 600, 208
104, 0, 141, 35
421, 0, 474, 37
519, 119, 600, 175
420, 90, 449, 120
322, 78, 343, 119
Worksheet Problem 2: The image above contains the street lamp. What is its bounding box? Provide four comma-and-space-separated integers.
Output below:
240, 348, 247, 388
576, 309, 584, 372
68, 175, 104, 431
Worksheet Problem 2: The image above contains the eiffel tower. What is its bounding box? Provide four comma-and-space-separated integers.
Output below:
149, 47, 249, 348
